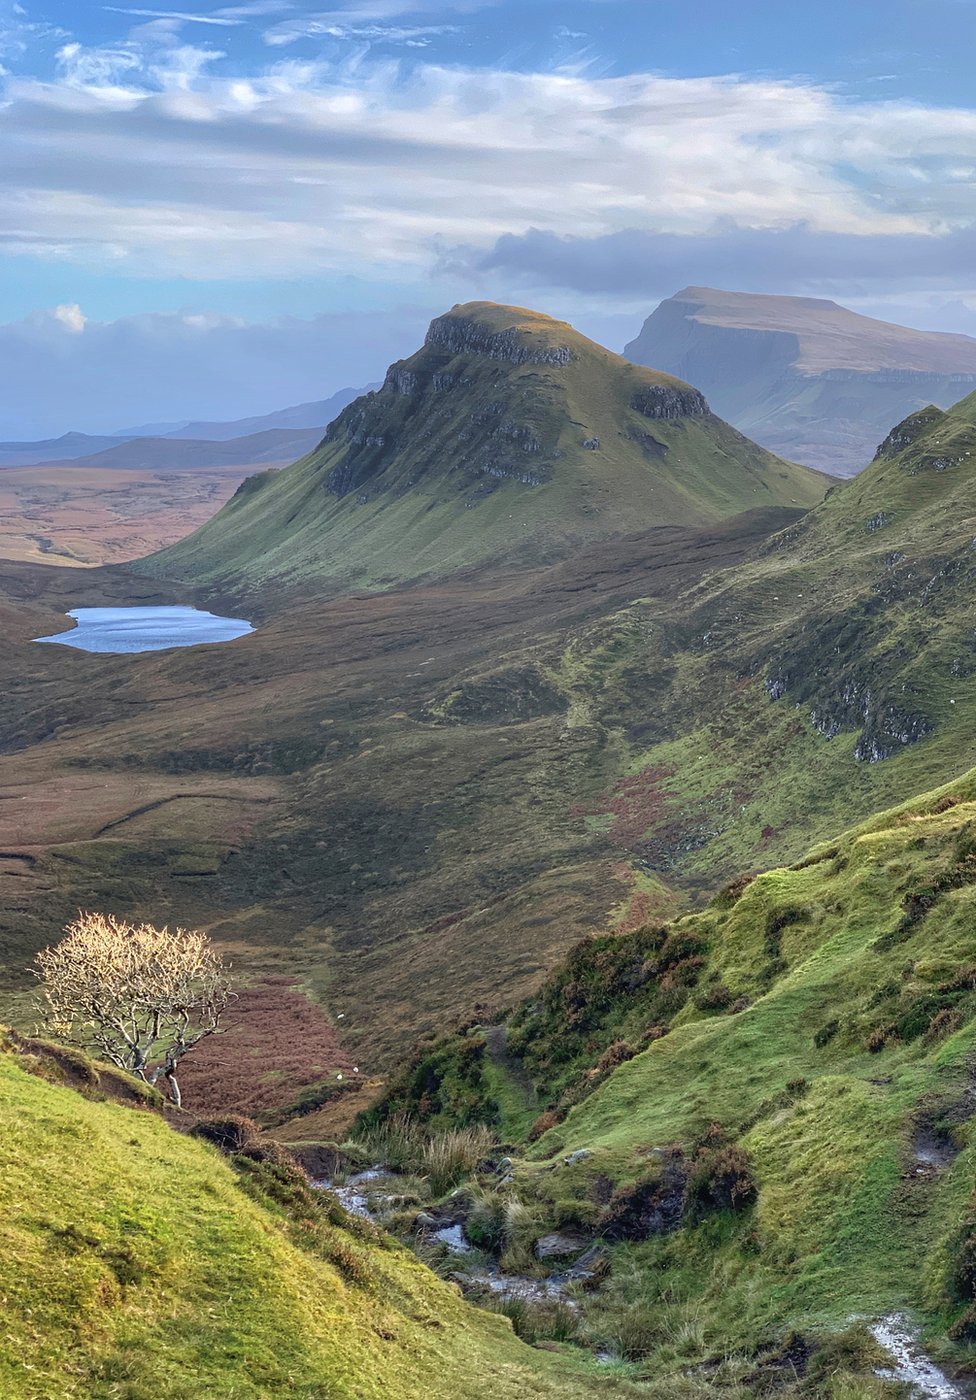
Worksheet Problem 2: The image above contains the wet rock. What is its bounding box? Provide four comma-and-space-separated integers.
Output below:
564, 1243, 611, 1284
534, 1230, 592, 1262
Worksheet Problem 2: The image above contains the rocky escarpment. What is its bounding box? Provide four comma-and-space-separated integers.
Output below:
632, 384, 707, 421
138, 299, 826, 591
317, 305, 714, 503
874, 407, 945, 461
626, 287, 976, 476
424, 310, 578, 367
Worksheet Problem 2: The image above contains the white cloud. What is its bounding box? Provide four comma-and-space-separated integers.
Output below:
53, 302, 87, 332
263, 18, 456, 45
1, 53, 976, 282
103, 7, 244, 25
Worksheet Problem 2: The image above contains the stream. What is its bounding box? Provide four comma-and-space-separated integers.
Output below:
315, 1168, 584, 1306
870, 1316, 964, 1399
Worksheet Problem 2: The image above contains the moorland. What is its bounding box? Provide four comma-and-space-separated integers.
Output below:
6, 299, 976, 1396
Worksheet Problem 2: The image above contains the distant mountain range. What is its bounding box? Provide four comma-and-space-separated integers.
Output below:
116, 385, 376, 442
0, 385, 373, 472
625, 286, 976, 476
137, 300, 828, 592
36, 427, 328, 473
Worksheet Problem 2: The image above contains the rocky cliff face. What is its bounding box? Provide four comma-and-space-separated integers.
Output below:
424, 310, 578, 367
319, 304, 711, 503
626, 288, 976, 477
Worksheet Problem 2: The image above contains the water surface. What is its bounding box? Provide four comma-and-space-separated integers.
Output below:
34, 605, 253, 654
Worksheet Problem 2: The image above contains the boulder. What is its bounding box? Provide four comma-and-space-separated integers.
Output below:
533, 1229, 593, 1262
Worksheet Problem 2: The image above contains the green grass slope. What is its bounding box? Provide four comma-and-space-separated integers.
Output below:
371, 768, 976, 1387
0, 1036, 623, 1399
529, 767, 976, 1367
137, 302, 827, 593
501, 383, 976, 902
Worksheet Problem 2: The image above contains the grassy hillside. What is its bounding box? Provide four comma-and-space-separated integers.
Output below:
0, 1032, 622, 1399
138, 301, 826, 593
367, 767, 976, 1390
6, 391, 976, 1111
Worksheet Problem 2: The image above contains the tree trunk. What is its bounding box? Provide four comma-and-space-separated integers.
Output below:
165, 1072, 182, 1109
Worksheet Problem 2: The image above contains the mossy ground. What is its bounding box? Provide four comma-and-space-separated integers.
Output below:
370, 770, 976, 1386
0, 1038, 627, 1399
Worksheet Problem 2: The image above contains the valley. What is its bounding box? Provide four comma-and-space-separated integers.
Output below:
6, 306, 976, 1397
7, 3, 976, 1392
0, 464, 249, 566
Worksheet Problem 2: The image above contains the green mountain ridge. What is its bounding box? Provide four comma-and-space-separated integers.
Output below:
136, 301, 827, 594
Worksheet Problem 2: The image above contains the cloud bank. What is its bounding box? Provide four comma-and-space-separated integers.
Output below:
449, 223, 976, 301
0, 303, 432, 438
2, 37, 976, 283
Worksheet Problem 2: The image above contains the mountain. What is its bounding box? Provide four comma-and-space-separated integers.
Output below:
30, 427, 326, 472
0, 1030, 612, 1399
137, 301, 828, 592
0, 431, 133, 468
157, 386, 377, 441
625, 286, 976, 476
0, 387, 372, 471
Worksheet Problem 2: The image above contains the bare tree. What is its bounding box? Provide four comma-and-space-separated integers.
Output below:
34, 912, 232, 1108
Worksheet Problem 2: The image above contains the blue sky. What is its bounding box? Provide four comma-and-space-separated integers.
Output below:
2, 0, 976, 434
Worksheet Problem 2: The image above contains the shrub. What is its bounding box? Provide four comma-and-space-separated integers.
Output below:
925, 1007, 963, 1044
763, 904, 809, 958
951, 1228, 976, 1302
608, 1300, 661, 1360
528, 1109, 562, 1142
236, 1139, 304, 1174
866, 1023, 897, 1053
484, 1297, 579, 1345
686, 1126, 757, 1213
191, 1114, 260, 1153
948, 1306, 976, 1342
353, 1111, 495, 1195
693, 982, 734, 1013
813, 1019, 840, 1048
714, 874, 756, 909
594, 1040, 638, 1074
420, 1124, 495, 1196
465, 1192, 509, 1254
322, 1236, 372, 1287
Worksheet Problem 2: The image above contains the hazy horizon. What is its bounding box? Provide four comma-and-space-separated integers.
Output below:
3, 0, 976, 435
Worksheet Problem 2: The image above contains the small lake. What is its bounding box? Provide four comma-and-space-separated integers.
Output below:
34, 605, 254, 654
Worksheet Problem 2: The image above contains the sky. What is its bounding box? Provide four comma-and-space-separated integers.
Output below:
3, 0, 976, 435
